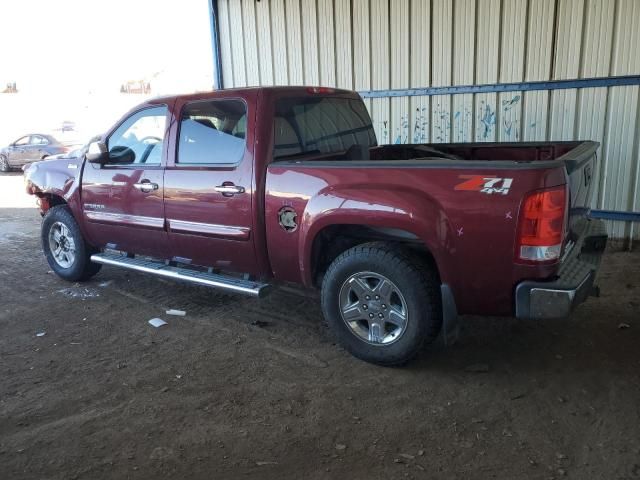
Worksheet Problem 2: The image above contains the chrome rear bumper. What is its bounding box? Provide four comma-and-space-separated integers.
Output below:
515, 219, 607, 320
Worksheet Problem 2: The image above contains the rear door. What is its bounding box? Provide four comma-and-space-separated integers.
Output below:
81, 105, 169, 257
164, 93, 259, 274
26, 135, 48, 161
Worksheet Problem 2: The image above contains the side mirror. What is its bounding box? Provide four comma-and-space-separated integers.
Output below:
108, 145, 135, 164
86, 141, 109, 164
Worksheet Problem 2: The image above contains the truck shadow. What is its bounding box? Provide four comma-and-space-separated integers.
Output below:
77, 250, 639, 379
413, 304, 639, 376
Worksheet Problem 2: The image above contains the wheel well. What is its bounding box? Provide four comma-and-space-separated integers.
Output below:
310, 224, 440, 287
37, 193, 67, 213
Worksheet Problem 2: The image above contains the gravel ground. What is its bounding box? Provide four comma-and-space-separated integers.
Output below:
1, 173, 639, 479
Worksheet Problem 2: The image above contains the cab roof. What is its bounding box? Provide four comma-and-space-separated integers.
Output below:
146, 86, 359, 105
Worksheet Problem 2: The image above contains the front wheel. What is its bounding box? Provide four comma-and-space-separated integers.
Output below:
321, 242, 442, 366
42, 205, 102, 281
0, 155, 10, 172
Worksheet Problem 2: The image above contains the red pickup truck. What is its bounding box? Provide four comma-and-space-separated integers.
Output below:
24, 86, 607, 365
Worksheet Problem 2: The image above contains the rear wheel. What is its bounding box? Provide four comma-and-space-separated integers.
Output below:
321, 242, 442, 366
0, 155, 9, 172
42, 205, 102, 281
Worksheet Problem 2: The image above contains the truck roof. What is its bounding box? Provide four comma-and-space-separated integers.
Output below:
147, 86, 358, 105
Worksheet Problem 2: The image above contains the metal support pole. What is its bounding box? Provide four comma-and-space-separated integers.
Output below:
208, 0, 224, 90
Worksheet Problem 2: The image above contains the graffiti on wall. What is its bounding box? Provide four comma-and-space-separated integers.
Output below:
371, 94, 526, 144
453, 107, 473, 141
394, 114, 410, 144
412, 107, 429, 143
432, 101, 451, 143
501, 95, 521, 140
478, 101, 496, 140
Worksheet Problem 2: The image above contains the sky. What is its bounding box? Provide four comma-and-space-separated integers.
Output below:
0, 0, 214, 95
0, 0, 215, 144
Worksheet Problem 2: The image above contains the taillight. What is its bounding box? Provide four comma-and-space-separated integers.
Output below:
516, 185, 567, 263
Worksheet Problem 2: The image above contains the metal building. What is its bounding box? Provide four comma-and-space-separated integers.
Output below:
210, 0, 640, 245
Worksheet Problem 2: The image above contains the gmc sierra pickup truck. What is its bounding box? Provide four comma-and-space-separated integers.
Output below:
24, 86, 607, 365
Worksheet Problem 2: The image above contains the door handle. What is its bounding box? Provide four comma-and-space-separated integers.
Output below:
214, 184, 245, 196
133, 181, 159, 193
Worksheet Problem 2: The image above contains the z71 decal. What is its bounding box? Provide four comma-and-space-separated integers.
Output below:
455, 175, 514, 195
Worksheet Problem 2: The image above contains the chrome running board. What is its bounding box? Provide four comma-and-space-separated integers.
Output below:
91, 252, 272, 298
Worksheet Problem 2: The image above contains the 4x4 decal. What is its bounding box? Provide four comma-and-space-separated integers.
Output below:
455, 175, 513, 195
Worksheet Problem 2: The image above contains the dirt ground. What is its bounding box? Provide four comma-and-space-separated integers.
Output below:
1, 172, 639, 480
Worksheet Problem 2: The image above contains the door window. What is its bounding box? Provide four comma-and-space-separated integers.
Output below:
177, 100, 246, 165
14, 136, 29, 146
31, 135, 49, 145
107, 106, 167, 165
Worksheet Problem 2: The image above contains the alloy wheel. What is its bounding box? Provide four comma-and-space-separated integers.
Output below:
338, 271, 409, 345
48, 221, 76, 268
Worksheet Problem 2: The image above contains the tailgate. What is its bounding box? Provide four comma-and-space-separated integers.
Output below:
560, 141, 599, 238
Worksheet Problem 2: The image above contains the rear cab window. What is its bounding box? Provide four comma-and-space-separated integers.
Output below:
273, 96, 376, 162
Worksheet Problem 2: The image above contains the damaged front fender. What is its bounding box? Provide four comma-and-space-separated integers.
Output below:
23, 158, 83, 213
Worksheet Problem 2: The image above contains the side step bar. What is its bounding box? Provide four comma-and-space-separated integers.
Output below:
90, 252, 272, 298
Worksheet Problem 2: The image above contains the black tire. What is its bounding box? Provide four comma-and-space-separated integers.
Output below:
0, 155, 10, 172
41, 205, 102, 281
321, 242, 442, 366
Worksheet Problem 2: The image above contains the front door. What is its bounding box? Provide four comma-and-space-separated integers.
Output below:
81, 105, 169, 258
164, 94, 259, 275
8, 136, 30, 166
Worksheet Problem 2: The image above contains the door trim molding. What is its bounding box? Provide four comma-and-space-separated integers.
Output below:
85, 211, 165, 229
168, 219, 250, 240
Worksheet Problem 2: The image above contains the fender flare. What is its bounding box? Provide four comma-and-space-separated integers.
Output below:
297, 184, 456, 286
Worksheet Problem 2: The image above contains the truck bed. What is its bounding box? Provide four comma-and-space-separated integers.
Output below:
273, 141, 592, 167
266, 140, 599, 317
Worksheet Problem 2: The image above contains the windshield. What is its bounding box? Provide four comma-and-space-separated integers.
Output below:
273, 96, 376, 161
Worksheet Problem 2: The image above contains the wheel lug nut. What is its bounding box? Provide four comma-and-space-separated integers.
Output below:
382, 304, 387, 309
362, 304, 368, 310
365, 295, 371, 300
378, 313, 383, 318
375, 295, 380, 300
369, 313, 374, 318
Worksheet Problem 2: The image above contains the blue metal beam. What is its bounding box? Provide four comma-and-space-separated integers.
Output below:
590, 210, 640, 222
359, 75, 640, 98
208, 0, 224, 90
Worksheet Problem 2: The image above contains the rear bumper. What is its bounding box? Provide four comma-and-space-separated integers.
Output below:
515, 219, 607, 319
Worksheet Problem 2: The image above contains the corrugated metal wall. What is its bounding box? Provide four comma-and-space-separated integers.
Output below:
216, 0, 640, 243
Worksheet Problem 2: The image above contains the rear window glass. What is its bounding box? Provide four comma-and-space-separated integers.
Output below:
178, 99, 246, 165
273, 97, 376, 161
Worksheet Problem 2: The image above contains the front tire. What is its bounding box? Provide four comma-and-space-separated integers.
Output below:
321, 242, 442, 366
42, 205, 102, 281
0, 155, 10, 172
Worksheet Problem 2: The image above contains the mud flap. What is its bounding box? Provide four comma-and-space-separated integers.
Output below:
439, 284, 460, 346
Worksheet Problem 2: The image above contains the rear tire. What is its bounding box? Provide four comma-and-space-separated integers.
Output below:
42, 205, 102, 281
321, 242, 442, 366
0, 155, 9, 172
